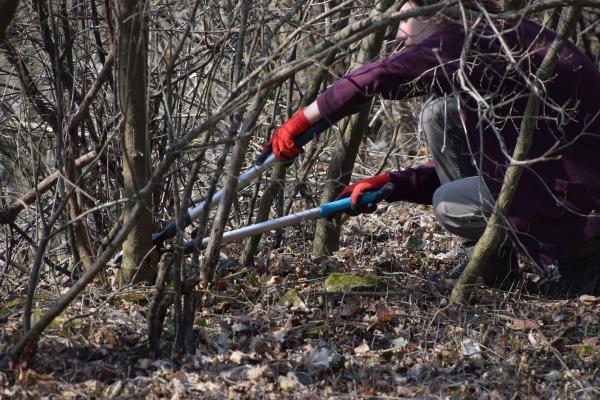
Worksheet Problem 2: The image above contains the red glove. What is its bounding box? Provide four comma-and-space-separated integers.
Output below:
337, 173, 391, 207
261, 109, 311, 161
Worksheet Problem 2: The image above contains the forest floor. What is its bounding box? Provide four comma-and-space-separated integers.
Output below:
1, 203, 600, 399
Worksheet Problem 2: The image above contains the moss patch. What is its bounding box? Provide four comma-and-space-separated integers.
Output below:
325, 272, 383, 293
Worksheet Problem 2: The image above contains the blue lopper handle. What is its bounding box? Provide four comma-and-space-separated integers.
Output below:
320, 191, 379, 218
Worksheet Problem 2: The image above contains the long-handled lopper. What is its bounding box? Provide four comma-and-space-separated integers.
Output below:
180, 183, 394, 254
112, 120, 331, 263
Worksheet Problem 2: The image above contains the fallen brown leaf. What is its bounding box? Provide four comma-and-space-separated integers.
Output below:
507, 319, 540, 331
376, 304, 395, 323
278, 372, 300, 392
354, 340, 370, 355
579, 294, 600, 305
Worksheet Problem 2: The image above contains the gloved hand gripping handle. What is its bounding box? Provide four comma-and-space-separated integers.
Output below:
255, 119, 331, 165
321, 182, 395, 217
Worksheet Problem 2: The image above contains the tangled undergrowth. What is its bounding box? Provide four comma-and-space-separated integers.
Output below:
1, 203, 600, 399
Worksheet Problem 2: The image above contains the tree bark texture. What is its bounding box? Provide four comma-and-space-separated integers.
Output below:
450, 6, 582, 304
148, 253, 175, 358
65, 148, 96, 272
200, 92, 268, 285
62, 48, 116, 270
239, 162, 286, 267
116, 0, 155, 285
312, 0, 393, 256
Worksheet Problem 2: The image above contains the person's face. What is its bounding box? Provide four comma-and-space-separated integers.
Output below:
396, 1, 441, 46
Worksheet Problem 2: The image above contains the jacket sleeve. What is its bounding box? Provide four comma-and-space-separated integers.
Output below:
386, 161, 440, 205
316, 28, 462, 124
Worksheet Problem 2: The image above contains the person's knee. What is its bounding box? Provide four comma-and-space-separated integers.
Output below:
432, 183, 487, 240
432, 186, 455, 229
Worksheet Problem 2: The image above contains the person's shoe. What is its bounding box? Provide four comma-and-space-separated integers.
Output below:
448, 243, 519, 288
447, 242, 475, 279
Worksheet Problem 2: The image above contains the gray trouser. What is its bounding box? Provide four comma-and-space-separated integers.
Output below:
420, 96, 494, 241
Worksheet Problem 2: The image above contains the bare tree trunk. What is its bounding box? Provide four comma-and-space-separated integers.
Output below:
60, 49, 115, 271
0, 0, 19, 39
543, 5, 562, 29
313, 0, 393, 255
239, 2, 351, 266
116, 0, 155, 285
451, 6, 582, 304
148, 254, 175, 358
239, 162, 286, 267
200, 0, 260, 286
65, 132, 95, 273
238, 68, 291, 267
200, 93, 268, 285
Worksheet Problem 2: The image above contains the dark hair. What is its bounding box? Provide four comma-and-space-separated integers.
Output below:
410, 0, 502, 14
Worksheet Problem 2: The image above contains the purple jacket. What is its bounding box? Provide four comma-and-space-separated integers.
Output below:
316, 20, 600, 267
